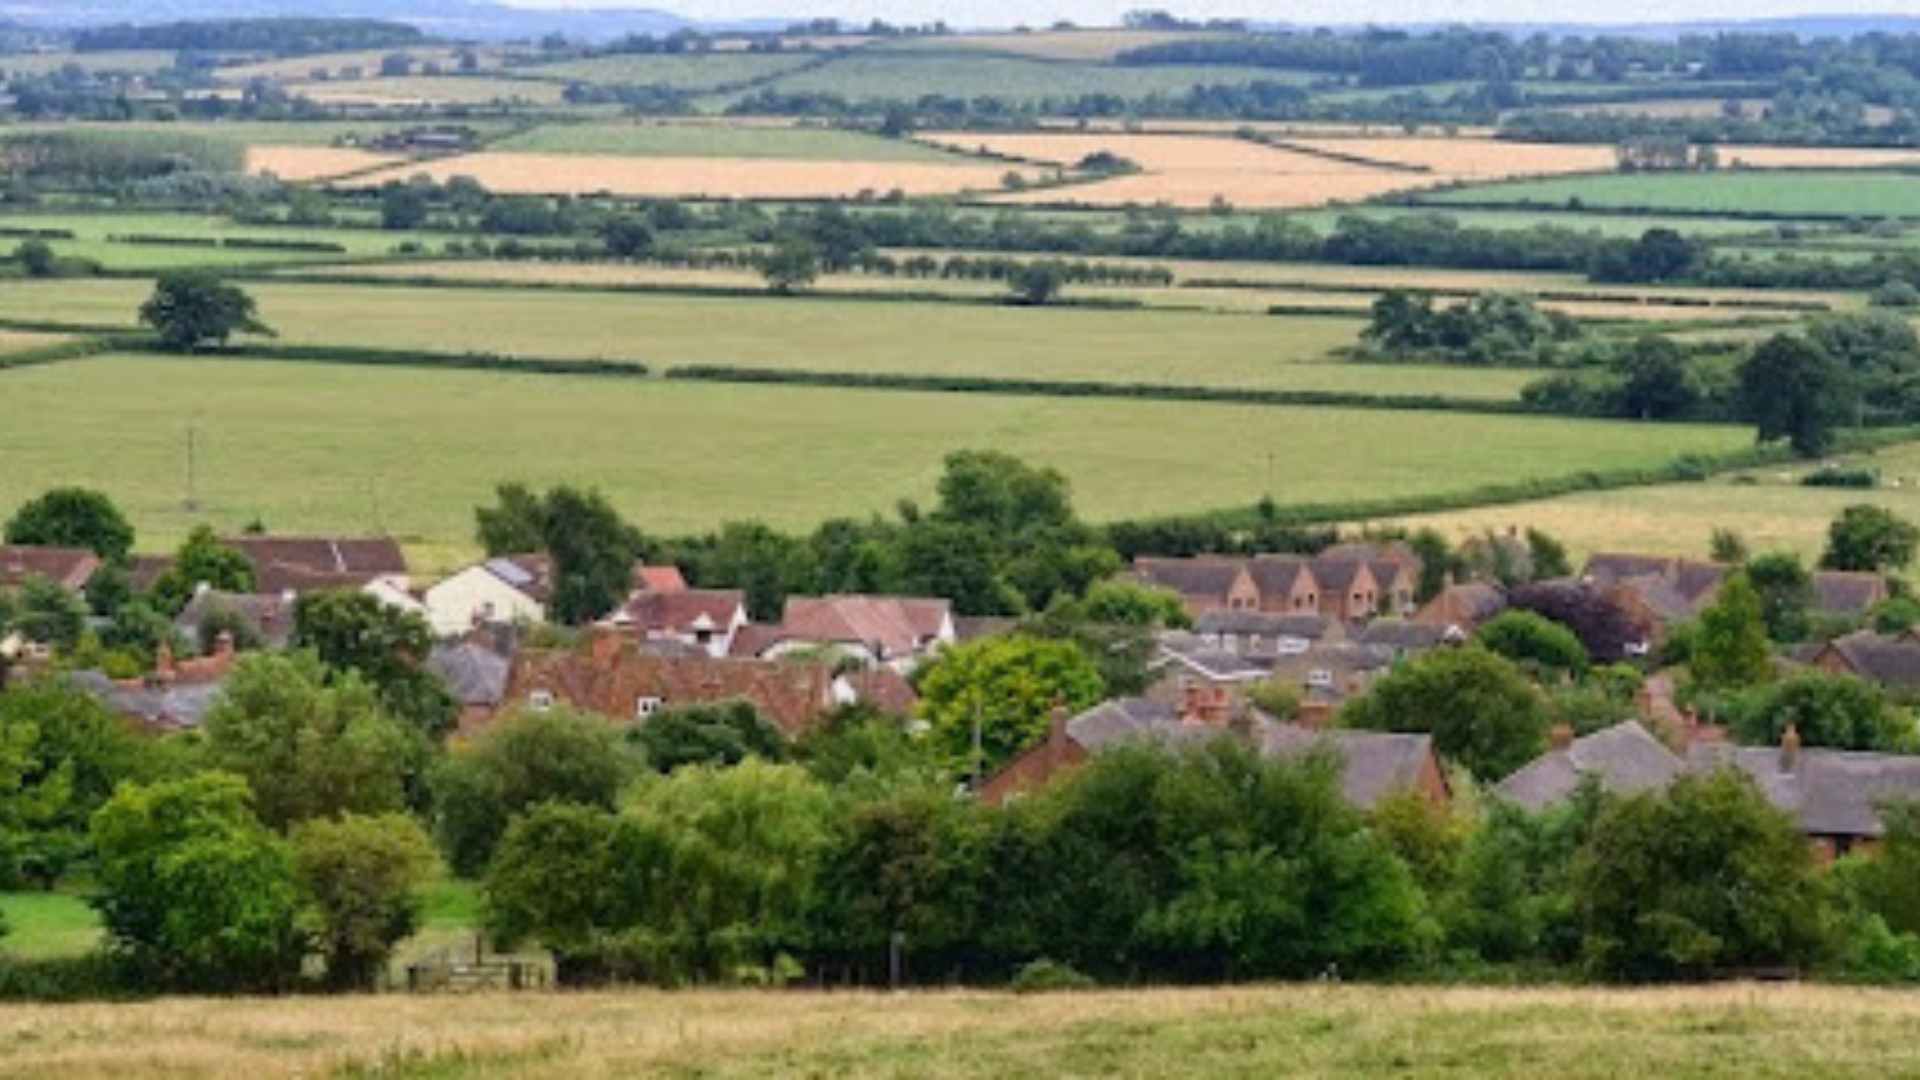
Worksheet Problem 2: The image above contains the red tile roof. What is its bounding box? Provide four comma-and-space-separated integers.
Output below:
777, 595, 950, 659
620, 589, 745, 634
0, 546, 100, 591
223, 536, 407, 594
501, 635, 836, 736
633, 564, 688, 593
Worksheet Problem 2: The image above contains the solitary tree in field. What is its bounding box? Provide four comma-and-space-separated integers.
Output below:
760, 236, 819, 294
1009, 261, 1065, 306
1738, 333, 1852, 457
138, 272, 273, 351
1822, 504, 1920, 573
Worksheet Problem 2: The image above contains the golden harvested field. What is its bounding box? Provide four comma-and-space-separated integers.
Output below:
1376, 443, 1920, 564
1716, 145, 1920, 168
5, 983, 1920, 1077
0, 331, 72, 356
293, 76, 567, 106
342, 152, 1026, 198
245, 146, 403, 182
1290, 137, 1619, 179
1556, 98, 1769, 120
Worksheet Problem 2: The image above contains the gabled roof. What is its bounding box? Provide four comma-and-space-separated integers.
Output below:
1812, 571, 1886, 617
1193, 611, 1334, 639
1414, 581, 1508, 629
776, 595, 951, 658
1671, 560, 1728, 606
1246, 556, 1313, 597
1356, 619, 1452, 651
128, 555, 174, 594
219, 536, 408, 595
173, 589, 297, 650
0, 545, 100, 591
427, 642, 510, 708
503, 638, 835, 736
838, 666, 919, 716
1688, 742, 1920, 838
483, 553, 554, 603
1310, 557, 1370, 592
619, 589, 745, 634
69, 670, 225, 731
1582, 553, 1677, 587
1821, 631, 1920, 689
1258, 726, 1440, 809
1495, 721, 1685, 812
632, 564, 688, 594
1613, 572, 1697, 624
1131, 557, 1247, 599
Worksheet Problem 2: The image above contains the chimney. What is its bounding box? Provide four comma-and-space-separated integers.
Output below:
1046, 702, 1070, 750
1181, 682, 1206, 726
213, 630, 235, 661
589, 630, 622, 667
1550, 723, 1574, 751
1780, 724, 1801, 772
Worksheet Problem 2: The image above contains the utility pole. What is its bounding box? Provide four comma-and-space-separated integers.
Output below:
184, 424, 199, 511
970, 694, 983, 792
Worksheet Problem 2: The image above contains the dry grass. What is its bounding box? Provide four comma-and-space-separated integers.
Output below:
0, 330, 72, 355
1290, 137, 1619, 179
339, 152, 1022, 199
1717, 145, 1920, 168
2, 983, 1920, 1077
245, 146, 404, 183
1375, 443, 1920, 564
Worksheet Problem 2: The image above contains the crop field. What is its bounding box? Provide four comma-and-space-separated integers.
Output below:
759, 55, 1307, 104
0, 212, 441, 269
1423, 169, 1920, 217
1289, 206, 1798, 238
0, 355, 1745, 569
0, 330, 73, 356
245, 146, 403, 182
1381, 442, 1920, 563
494, 121, 975, 162
1289, 136, 1619, 179
292, 76, 568, 107
515, 52, 817, 88
876, 28, 1240, 61
339, 151, 1023, 198
0, 50, 182, 76
213, 47, 505, 83
3, 982, 1920, 1077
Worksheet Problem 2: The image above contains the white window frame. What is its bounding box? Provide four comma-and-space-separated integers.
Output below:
529, 689, 554, 712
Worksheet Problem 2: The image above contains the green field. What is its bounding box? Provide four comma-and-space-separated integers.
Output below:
759, 54, 1309, 104
516, 52, 818, 89
0, 892, 102, 961
1288, 206, 1804, 239
0, 50, 182, 77
0, 278, 1554, 400
0, 213, 440, 270
1421, 170, 1920, 218
1, 983, 1918, 1076
494, 121, 977, 162
0, 355, 1746, 571
3, 119, 519, 150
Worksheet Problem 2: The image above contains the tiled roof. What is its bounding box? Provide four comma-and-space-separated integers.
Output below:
1193, 611, 1334, 638
1246, 556, 1312, 597
1823, 631, 1920, 689
839, 666, 919, 716
1357, 619, 1452, 651
953, 616, 1018, 642
1132, 557, 1245, 599
70, 670, 225, 731
1812, 571, 1886, 617
503, 637, 835, 736
0, 546, 100, 591
632, 564, 688, 594
1414, 582, 1507, 629
1614, 572, 1697, 624
620, 589, 745, 634
427, 642, 510, 707
1583, 553, 1679, 586
1310, 558, 1367, 592
1671, 560, 1729, 606
1688, 742, 1920, 838
128, 555, 174, 594
777, 595, 950, 658
172, 589, 297, 650
483, 554, 554, 603
216, 536, 408, 595
1258, 726, 1439, 809
1495, 721, 1685, 812
727, 623, 785, 659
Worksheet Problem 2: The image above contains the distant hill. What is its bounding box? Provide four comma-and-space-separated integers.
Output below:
1250, 14, 1920, 41
0, 0, 692, 42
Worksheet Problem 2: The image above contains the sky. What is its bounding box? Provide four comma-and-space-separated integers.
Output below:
497, 0, 1918, 30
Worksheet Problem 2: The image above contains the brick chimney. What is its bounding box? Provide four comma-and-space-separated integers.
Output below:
1780, 724, 1801, 773
1046, 701, 1070, 750
1550, 723, 1574, 751
589, 630, 622, 667
212, 630, 235, 662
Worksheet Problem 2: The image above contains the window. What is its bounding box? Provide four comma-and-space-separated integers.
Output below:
529, 689, 553, 712
1307, 669, 1333, 688
1276, 636, 1309, 656
694, 629, 713, 645
636, 696, 663, 719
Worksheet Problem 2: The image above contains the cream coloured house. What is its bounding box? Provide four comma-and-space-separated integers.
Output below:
423, 556, 551, 638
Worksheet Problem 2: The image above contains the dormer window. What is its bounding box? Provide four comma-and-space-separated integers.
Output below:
636, 695, 663, 719
529, 689, 554, 712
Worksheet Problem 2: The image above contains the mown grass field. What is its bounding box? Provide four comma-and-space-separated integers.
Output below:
1, 983, 1919, 1077
761, 55, 1305, 104
0, 356, 1746, 571
875, 28, 1241, 61
213, 47, 504, 83
1380, 442, 1920, 563
494, 121, 976, 162
0, 212, 436, 269
294, 76, 568, 107
0, 50, 182, 76
1422, 169, 1920, 217
515, 52, 817, 89
0, 893, 102, 961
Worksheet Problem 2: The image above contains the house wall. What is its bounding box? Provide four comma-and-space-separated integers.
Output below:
424, 567, 542, 637
1258, 571, 1321, 615
979, 734, 1088, 806
1318, 565, 1381, 622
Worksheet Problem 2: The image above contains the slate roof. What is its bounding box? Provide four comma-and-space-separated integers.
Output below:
426, 642, 510, 708
1356, 619, 1452, 651
0, 546, 100, 591
1615, 572, 1698, 624
172, 589, 298, 651
1583, 553, 1679, 587
1414, 582, 1507, 629
1310, 558, 1367, 592
483, 554, 554, 603
1821, 631, 1920, 690
1494, 721, 1685, 812
1193, 611, 1335, 639
1671, 560, 1728, 606
1812, 572, 1887, 617
1259, 726, 1439, 809
1688, 742, 1920, 838
1132, 557, 1246, 599
70, 671, 226, 730
1246, 556, 1313, 597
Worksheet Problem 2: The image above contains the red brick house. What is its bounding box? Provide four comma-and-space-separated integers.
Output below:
0, 545, 101, 593
1130, 557, 1261, 617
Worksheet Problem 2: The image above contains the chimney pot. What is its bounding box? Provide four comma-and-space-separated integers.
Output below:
1781, 724, 1802, 772
1550, 723, 1574, 751
1047, 702, 1070, 748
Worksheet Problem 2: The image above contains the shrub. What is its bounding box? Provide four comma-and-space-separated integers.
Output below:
1010, 958, 1095, 993
1803, 466, 1878, 489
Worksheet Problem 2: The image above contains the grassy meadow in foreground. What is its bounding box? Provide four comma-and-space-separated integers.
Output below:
0, 356, 1747, 572
1380, 442, 1920, 562
0, 983, 1918, 1077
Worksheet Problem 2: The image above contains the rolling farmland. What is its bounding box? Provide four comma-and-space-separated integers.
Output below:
1420, 169, 1920, 217
515, 52, 818, 88
492, 122, 977, 162
245, 146, 403, 182
338, 152, 1024, 198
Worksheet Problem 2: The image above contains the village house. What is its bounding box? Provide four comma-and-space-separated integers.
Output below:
1152, 632, 1399, 727
424, 557, 688, 639
1811, 630, 1920, 695
1494, 721, 1689, 812
426, 637, 513, 735
70, 633, 240, 730
1247, 557, 1321, 614
606, 588, 748, 659
979, 689, 1447, 808
740, 594, 955, 672
172, 585, 298, 652
498, 632, 840, 737
1413, 580, 1507, 636
1129, 544, 1420, 624
0, 545, 101, 594
1189, 610, 1343, 655
1129, 557, 1261, 617
128, 535, 413, 599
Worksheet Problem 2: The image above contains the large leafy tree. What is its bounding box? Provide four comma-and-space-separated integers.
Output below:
148, 525, 254, 616
293, 589, 456, 740
1738, 333, 1853, 458
1574, 770, 1827, 981
3, 487, 133, 559
0, 680, 154, 888
915, 634, 1105, 779
1474, 610, 1589, 676
200, 652, 417, 831
291, 812, 439, 990
1821, 504, 1919, 573
137, 271, 274, 351
89, 772, 305, 992
1727, 671, 1914, 753
427, 706, 641, 876
1690, 571, 1773, 691
1745, 552, 1815, 642
473, 484, 644, 625
1341, 645, 1549, 782
629, 700, 787, 774
1612, 335, 1702, 420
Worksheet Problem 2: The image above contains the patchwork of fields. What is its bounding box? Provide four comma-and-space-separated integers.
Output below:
337, 152, 1026, 198
0, 356, 1748, 570
1420, 169, 1920, 217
